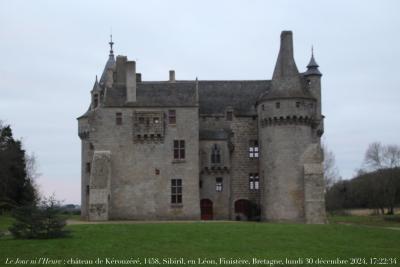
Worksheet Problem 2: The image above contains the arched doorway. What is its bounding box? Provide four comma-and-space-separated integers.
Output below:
234, 199, 250, 220
200, 199, 213, 220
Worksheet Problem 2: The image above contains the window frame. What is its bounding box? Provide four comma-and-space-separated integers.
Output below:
168, 110, 176, 125
171, 179, 183, 204
211, 144, 221, 164
249, 173, 260, 190
249, 140, 259, 158
216, 177, 223, 192
173, 140, 185, 160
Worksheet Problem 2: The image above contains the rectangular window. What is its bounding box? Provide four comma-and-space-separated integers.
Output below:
249, 173, 259, 190
168, 110, 176, 125
138, 117, 145, 124
296, 102, 300, 108
249, 140, 259, 158
116, 112, 122, 125
216, 177, 223, 192
226, 111, 233, 121
275, 102, 280, 109
173, 140, 185, 160
86, 162, 91, 173
171, 179, 182, 204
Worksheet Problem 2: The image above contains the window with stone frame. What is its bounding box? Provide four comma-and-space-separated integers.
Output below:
249, 173, 259, 190
168, 110, 176, 125
171, 179, 182, 204
115, 112, 123, 125
216, 177, 223, 192
249, 140, 259, 158
173, 140, 185, 160
210, 144, 221, 164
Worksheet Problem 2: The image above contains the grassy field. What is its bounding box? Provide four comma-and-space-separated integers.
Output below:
0, 215, 399, 267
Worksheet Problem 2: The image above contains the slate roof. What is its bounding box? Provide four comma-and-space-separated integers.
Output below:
102, 80, 270, 116
198, 80, 269, 115
104, 81, 198, 107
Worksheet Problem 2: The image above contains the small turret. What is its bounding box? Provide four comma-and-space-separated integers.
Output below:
91, 76, 101, 109
304, 48, 323, 137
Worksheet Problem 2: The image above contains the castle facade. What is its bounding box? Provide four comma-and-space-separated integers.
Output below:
78, 31, 326, 223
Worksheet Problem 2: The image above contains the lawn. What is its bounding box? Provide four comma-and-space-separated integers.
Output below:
0, 216, 399, 267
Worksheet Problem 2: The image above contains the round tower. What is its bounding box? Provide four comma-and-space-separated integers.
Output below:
257, 31, 318, 222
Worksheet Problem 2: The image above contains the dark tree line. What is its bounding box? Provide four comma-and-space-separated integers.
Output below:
0, 122, 37, 211
326, 142, 400, 214
326, 168, 400, 214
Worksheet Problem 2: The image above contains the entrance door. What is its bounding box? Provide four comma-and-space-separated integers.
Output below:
200, 199, 213, 220
234, 199, 250, 220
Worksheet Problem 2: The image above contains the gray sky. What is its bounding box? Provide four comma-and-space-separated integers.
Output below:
1, 0, 399, 204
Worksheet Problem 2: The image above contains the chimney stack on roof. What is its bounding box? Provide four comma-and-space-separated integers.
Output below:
169, 70, 175, 83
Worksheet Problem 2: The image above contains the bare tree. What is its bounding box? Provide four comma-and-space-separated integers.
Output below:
25, 152, 41, 201
322, 144, 341, 189
362, 142, 400, 214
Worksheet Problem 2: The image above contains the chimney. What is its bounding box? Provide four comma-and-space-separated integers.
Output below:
272, 31, 299, 81
169, 70, 175, 83
126, 60, 136, 103
136, 73, 142, 83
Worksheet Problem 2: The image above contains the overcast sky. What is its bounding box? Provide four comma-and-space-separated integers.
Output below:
1, 0, 399, 204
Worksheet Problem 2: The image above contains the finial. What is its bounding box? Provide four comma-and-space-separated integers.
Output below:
311, 45, 314, 57
95, 75, 98, 82
109, 34, 114, 56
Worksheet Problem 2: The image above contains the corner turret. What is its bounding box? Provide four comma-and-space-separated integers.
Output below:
257, 31, 326, 224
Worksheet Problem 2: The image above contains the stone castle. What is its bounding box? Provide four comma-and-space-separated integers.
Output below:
78, 31, 326, 223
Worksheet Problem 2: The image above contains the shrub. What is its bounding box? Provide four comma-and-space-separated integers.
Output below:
9, 196, 69, 239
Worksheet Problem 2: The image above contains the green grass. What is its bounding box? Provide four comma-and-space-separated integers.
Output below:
0, 218, 399, 267
329, 214, 400, 228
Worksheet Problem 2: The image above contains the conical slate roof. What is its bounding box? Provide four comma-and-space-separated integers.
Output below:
99, 54, 116, 86
99, 36, 116, 86
91, 76, 102, 92
304, 53, 322, 76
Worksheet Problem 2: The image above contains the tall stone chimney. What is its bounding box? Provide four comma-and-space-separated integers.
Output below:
126, 61, 136, 103
271, 31, 301, 91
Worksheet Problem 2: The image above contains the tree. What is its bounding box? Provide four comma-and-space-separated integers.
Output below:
0, 122, 37, 211
362, 142, 400, 214
322, 143, 341, 190
9, 195, 69, 239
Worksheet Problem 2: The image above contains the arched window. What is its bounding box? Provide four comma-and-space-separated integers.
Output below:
211, 144, 221, 164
